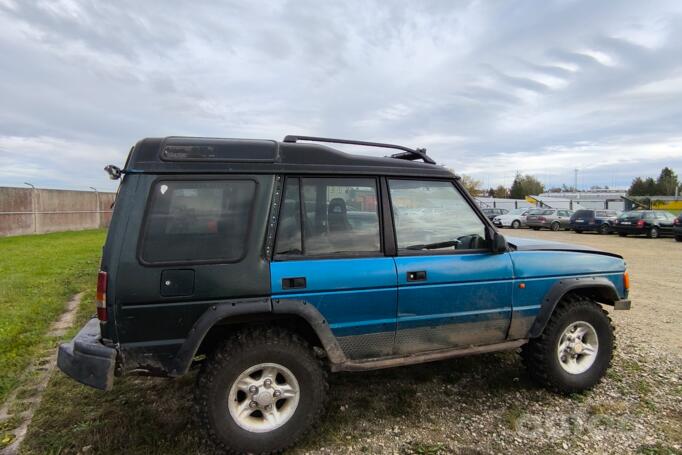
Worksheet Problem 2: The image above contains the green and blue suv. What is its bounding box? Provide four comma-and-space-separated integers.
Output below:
58, 135, 631, 454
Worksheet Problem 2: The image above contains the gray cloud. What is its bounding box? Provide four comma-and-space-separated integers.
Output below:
0, 0, 681, 191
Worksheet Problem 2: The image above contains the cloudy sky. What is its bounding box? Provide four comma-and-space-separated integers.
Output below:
1, 0, 681, 192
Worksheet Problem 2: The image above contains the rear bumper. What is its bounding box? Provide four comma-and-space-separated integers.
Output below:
612, 225, 647, 235
570, 222, 599, 230
57, 318, 117, 391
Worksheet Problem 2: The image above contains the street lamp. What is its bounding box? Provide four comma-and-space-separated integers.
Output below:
24, 182, 37, 233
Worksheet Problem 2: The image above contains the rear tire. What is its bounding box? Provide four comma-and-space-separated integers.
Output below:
574, 230, 583, 234
522, 296, 614, 394
511, 220, 521, 229
648, 227, 659, 239
195, 328, 328, 454
532, 227, 541, 231
618, 233, 627, 237
599, 224, 609, 235
676, 236, 682, 242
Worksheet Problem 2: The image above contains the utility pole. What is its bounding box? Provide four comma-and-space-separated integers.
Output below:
24, 182, 36, 234
574, 169, 578, 193
89, 186, 100, 228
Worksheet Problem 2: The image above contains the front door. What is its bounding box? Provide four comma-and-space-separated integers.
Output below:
387, 179, 514, 355
270, 176, 397, 360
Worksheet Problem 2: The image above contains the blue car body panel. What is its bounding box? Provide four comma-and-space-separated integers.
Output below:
506, 249, 626, 338
393, 253, 514, 353
271, 257, 398, 359
270, 240, 627, 361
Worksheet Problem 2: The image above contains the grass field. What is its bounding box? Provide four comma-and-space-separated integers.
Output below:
0, 229, 105, 403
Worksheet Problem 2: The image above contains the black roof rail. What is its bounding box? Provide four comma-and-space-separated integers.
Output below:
282, 135, 436, 165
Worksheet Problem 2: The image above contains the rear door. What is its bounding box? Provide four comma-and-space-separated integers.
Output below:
270, 176, 397, 360
558, 210, 572, 227
388, 179, 514, 355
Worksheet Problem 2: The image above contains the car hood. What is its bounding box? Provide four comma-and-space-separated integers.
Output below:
506, 236, 623, 259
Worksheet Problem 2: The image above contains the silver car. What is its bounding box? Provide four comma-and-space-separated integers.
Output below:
525, 208, 574, 231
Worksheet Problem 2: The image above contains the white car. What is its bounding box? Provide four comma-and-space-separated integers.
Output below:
492, 207, 531, 229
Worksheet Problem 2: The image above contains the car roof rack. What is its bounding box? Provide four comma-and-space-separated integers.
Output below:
282, 135, 436, 165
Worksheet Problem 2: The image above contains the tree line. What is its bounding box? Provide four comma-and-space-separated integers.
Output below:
459, 167, 681, 199
460, 173, 545, 199
627, 167, 680, 196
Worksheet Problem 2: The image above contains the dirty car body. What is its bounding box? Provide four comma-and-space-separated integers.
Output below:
57, 136, 631, 454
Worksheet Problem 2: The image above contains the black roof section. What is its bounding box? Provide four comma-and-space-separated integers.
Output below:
124, 136, 453, 178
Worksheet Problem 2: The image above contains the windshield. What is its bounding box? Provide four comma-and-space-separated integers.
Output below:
509, 208, 527, 215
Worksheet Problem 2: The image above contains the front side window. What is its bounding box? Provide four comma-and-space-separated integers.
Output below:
141, 180, 256, 263
275, 177, 381, 256
388, 179, 487, 251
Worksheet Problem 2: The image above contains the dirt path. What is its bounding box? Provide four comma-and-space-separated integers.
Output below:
0, 293, 82, 454
507, 229, 682, 355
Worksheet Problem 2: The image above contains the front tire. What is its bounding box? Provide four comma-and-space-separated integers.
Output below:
676, 235, 682, 242
550, 221, 561, 231
511, 220, 521, 229
195, 328, 328, 454
648, 227, 659, 239
618, 233, 627, 237
599, 224, 609, 235
522, 296, 614, 394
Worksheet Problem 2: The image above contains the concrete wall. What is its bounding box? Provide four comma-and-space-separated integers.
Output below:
0, 187, 116, 237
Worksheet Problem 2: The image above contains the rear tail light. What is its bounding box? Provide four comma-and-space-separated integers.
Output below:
623, 271, 630, 291
636, 219, 645, 227
96, 271, 108, 322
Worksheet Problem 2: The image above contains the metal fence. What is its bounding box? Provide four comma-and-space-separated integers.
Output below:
0, 186, 117, 237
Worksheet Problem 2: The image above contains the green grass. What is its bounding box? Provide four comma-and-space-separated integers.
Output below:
0, 229, 105, 403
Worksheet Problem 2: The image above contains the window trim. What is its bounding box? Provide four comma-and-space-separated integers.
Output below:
386, 177, 494, 257
272, 175, 385, 261
137, 175, 259, 267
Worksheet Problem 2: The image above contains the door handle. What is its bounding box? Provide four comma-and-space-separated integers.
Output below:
282, 277, 307, 289
406, 271, 427, 282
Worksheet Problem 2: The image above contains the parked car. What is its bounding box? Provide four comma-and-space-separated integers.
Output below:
570, 209, 620, 234
674, 214, 682, 242
492, 207, 531, 229
58, 136, 631, 454
526, 208, 574, 231
481, 207, 508, 221
612, 210, 677, 238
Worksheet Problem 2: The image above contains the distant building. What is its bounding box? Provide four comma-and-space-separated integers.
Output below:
529, 191, 627, 211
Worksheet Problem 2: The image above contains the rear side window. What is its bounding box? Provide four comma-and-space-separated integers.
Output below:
141, 180, 256, 263
275, 177, 381, 256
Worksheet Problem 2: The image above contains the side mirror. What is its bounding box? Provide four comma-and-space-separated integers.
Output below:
492, 231, 508, 253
